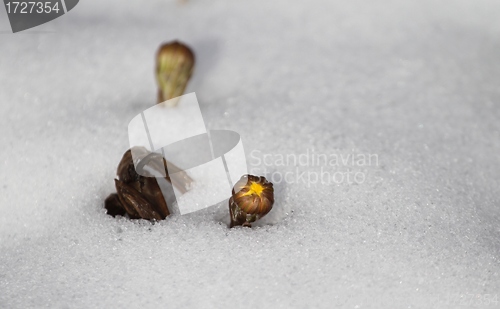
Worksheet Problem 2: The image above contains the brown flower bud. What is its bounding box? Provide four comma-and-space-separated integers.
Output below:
156, 41, 195, 106
229, 175, 274, 228
104, 147, 193, 221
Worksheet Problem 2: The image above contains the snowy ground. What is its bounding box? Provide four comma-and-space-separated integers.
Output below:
1, 0, 500, 308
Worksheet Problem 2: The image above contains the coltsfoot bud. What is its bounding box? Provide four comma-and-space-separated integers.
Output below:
156, 41, 195, 106
229, 175, 274, 228
104, 147, 192, 221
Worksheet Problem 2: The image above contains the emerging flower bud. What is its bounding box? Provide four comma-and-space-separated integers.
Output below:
229, 175, 274, 228
156, 41, 195, 106
104, 147, 192, 221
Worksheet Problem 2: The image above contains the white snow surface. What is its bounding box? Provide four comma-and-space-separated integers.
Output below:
1, 0, 500, 308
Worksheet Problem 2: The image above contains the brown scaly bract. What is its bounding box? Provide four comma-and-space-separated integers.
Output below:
104, 147, 192, 220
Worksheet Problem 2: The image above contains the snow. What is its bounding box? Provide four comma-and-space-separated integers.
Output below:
1, 0, 500, 308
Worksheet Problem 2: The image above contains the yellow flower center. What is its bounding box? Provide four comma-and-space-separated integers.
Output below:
241, 181, 264, 197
